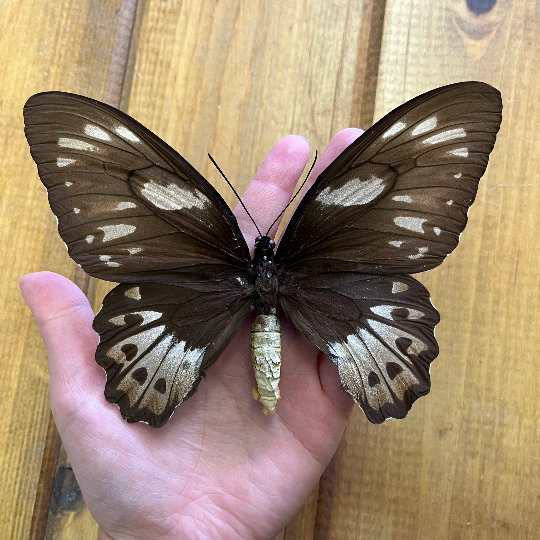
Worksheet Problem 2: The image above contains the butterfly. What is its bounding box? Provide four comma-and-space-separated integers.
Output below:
24, 81, 502, 427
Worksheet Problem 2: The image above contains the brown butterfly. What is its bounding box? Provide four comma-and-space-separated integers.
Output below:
24, 82, 502, 427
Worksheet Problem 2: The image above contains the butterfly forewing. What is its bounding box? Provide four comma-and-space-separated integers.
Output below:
277, 81, 502, 274
23, 92, 250, 284
277, 81, 502, 422
93, 280, 251, 427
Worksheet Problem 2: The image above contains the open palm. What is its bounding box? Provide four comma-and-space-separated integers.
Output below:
20, 130, 362, 540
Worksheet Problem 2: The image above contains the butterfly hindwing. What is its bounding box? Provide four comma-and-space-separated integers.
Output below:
23, 92, 250, 284
277, 81, 502, 274
93, 279, 251, 427
279, 274, 439, 422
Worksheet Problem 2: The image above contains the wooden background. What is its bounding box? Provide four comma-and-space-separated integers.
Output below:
1, 0, 539, 538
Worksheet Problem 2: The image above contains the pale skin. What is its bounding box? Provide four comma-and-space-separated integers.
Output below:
20, 128, 363, 540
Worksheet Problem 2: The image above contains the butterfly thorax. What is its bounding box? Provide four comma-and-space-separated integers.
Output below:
251, 235, 278, 316
250, 235, 281, 413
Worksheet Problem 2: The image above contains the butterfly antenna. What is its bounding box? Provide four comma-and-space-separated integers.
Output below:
208, 153, 262, 237
265, 150, 318, 236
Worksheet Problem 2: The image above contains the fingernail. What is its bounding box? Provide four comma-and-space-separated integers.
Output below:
293, 134, 310, 144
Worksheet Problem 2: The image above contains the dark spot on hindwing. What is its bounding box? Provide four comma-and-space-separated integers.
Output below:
124, 313, 144, 326
154, 378, 167, 394
121, 343, 138, 362
388, 307, 409, 320
396, 337, 413, 357
368, 372, 381, 387
131, 367, 148, 385
386, 362, 403, 380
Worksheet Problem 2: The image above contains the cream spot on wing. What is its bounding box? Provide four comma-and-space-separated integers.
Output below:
115, 201, 137, 210
370, 305, 397, 320
412, 117, 437, 136
125, 286, 141, 300
358, 326, 420, 400
58, 137, 96, 152
450, 147, 468, 157
65, 181, 73, 187
447, 200, 453, 206
392, 281, 409, 294
73, 208, 80, 214
86, 235, 94, 244
329, 335, 393, 407
382, 121, 406, 139
434, 227, 441, 236
115, 125, 140, 142
369, 305, 423, 321
97, 224, 136, 241
109, 310, 162, 327
118, 334, 175, 407
99, 254, 121, 267
141, 180, 209, 210
454, 172, 462, 178
107, 325, 165, 364
392, 195, 413, 203
84, 124, 111, 141
394, 216, 427, 233
316, 175, 385, 207
138, 341, 207, 412
57, 157, 76, 167
366, 319, 428, 357
408, 246, 428, 259
389, 240, 403, 248
127, 247, 142, 255
423, 127, 466, 145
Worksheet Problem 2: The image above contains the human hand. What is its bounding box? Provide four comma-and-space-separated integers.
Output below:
20, 129, 362, 540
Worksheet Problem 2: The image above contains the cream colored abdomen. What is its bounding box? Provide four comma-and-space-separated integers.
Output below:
251, 314, 281, 414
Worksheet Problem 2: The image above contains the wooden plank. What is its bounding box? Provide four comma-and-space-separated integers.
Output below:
326, 1, 540, 539
40, 2, 139, 539
92, 4, 375, 540
0, 0, 124, 538
119, 0, 365, 197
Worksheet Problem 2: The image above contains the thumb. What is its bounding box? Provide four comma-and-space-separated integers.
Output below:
19, 271, 104, 425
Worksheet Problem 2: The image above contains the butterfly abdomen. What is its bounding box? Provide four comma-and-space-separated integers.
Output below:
251, 314, 281, 413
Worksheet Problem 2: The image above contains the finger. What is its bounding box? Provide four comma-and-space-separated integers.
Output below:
275, 129, 364, 235
305, 127, 364, 194
19, 272, 104, 423
234, 135, 310, 244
